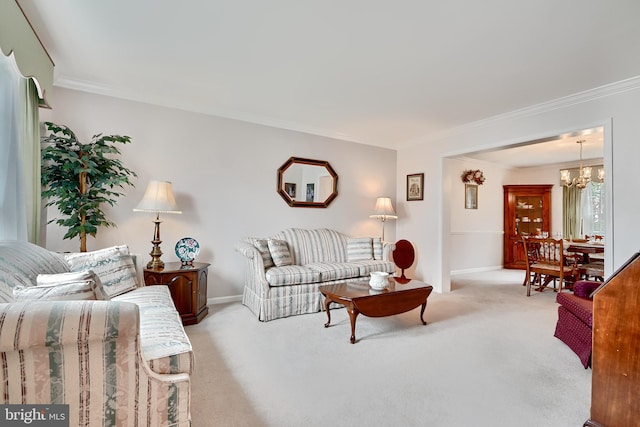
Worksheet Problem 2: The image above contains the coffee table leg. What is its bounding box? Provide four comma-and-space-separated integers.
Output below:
323, 295, 332, 327
420, 301, 427, 325
348, 305, 359, 344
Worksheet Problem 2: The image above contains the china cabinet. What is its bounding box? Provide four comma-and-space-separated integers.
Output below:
503, 184, 553, 269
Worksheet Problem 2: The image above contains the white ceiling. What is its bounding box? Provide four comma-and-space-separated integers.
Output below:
17, 1, 640, 159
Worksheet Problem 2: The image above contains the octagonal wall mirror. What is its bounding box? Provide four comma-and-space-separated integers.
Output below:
277, 157, 338, 208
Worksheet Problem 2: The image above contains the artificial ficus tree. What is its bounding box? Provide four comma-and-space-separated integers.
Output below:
41, 122, 137, 252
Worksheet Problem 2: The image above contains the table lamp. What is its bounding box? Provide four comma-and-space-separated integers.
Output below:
369, 196, 398, 241
133, 180, 182, 270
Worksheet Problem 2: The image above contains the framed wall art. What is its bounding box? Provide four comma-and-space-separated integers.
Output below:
465, 184, 478, 209
406, 173, 424, 201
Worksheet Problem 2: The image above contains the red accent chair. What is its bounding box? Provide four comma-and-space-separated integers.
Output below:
554, 280, 601, 368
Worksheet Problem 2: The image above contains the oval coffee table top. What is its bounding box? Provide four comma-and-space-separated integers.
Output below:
318, 277, 431, 300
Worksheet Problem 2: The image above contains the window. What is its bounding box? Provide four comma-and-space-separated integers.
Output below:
581, 181, 605, 238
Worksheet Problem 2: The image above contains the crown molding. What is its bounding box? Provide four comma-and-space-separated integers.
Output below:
399, 75, 640, 149
55, 74, 640, 152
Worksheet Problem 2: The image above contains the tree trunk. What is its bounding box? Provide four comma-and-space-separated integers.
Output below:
79, 163, 87, 252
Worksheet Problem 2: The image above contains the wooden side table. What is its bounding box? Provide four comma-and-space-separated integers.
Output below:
143, 262, 210, 325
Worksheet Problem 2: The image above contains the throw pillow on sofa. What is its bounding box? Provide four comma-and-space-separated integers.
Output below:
347, 237, 374, 261
65, 245, 139, 298
250, 238, 274, 268
37, 270, 109, 300
13, 276, 103, 302
268, 239, 293, 267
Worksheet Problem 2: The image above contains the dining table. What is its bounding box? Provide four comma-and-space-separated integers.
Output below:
565, 240, 606, 281
565, 240, 605, 264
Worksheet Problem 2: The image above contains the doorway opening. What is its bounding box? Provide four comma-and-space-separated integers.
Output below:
441, 124, 612, 292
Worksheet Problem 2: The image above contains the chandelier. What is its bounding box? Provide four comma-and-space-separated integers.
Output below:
560, 140, 604, 189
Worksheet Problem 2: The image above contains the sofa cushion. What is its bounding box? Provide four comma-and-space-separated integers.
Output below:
0, 241, 71, 303
347, 237, 373, 261
265, 265, 320, 286
37, 270, 109, 300
112, 286, 193, 375
273, 228, 348, 264
306, 262, 361, 281
65, 245, 139, 298
556, 292, 593, 327
268, 239, 293, 267
350, 260, 396, 276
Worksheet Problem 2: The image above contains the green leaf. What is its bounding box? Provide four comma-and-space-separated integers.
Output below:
41, 122, 136, 250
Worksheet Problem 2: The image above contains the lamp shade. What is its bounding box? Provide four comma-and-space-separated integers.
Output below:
369, 197, 398, 220
133, 180, 182, 214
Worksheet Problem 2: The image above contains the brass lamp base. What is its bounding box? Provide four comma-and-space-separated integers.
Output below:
146, 216, 165, 270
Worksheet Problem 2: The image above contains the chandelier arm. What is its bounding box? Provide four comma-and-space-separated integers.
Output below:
561, 140, 595, 189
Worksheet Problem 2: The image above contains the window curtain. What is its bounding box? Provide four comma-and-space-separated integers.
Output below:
21, 78, 41, 243
562, 185, 582, 239
0, 52, 41, 243
581, 181, 605, 237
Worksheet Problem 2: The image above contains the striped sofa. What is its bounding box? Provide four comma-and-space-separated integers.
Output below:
235, 228, 395, 321
0, 241, 192, 426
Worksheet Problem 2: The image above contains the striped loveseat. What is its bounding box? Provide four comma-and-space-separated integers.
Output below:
235, 228, 395, 321
0, 241, 192, 426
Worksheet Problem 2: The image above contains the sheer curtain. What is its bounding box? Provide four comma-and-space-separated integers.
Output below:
581, 181, 605, 237
0, 52, 41, 242
21, 77, 42, 243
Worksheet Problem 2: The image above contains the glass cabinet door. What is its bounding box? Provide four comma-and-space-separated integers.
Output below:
515, 195, 546, 237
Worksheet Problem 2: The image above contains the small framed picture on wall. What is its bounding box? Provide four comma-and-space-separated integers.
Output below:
406, 173, 424, 201
465, 184, 478, 209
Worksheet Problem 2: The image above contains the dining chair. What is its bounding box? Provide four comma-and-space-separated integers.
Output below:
522, 236, 580, 296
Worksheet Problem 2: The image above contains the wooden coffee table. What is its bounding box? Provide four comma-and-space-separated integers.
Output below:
319, 277, 433, 343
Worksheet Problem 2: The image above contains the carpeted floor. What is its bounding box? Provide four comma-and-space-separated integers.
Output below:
185, 269, 592, 427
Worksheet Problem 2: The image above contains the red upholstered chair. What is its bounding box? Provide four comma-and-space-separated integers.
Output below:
554, 280, 602, 368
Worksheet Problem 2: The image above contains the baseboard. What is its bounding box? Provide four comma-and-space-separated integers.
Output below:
450, 266, 503, 276
207, 295, 242, 305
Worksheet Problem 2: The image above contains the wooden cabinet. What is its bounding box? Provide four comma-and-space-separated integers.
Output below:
503, 185, 552, 269
144, 262, 210, 325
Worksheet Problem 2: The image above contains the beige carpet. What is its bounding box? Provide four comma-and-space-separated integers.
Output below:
185, 269, 592, 427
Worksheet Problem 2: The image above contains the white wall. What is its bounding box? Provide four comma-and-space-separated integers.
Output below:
447, 158, 510, 274
398, 79, 640, 293
46, 88, 397, 301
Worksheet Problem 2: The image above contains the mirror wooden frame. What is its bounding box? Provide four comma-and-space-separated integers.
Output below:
276, 157, 338, 208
